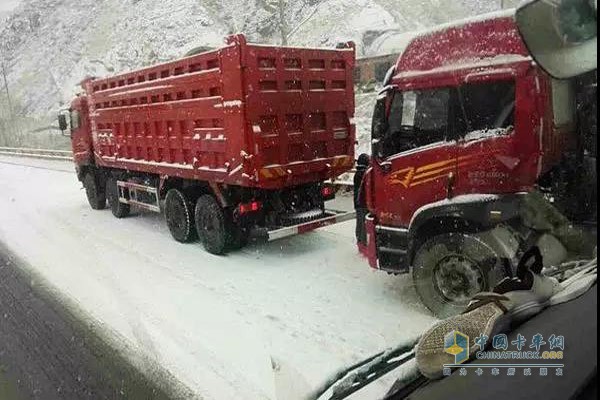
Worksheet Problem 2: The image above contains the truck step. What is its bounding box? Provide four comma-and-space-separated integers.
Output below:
117, 181, 160, 213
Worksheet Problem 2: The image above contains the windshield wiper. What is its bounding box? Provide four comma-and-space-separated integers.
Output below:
308, 340, 419, 400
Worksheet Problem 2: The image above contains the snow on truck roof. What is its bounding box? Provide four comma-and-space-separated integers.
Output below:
375, 8, 530, 80
374, 8, 517, 56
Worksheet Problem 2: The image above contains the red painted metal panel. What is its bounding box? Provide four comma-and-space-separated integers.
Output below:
396, 16, 529, 75
369, 14, 548, 228
78, 34, 355, 189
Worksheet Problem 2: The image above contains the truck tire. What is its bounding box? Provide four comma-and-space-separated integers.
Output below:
195, 195, 228, 255
107, 177, 130, 219
83, 172, 106, 210
412, 232, 500, 318
165, 189, 197, 243
228, 225, 249, 250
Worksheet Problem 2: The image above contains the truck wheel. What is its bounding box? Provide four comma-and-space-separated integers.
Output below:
83, 172, 106, 210
165, 189, 197, 243
412, 232, 499, 318
107, 177, 130, 219
228, 225, 249, 250
195, 195, 228, 255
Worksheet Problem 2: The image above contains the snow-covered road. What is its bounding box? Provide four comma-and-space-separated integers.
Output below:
0, 155, 436, 400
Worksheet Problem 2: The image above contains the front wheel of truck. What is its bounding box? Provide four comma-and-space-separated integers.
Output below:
195, 195, 228, 255
165, 189, 197, 243
412, 232, 500, 319
83, 172, 106, 210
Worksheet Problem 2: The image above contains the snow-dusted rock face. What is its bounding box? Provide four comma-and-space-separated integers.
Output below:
0, 0, 502, 119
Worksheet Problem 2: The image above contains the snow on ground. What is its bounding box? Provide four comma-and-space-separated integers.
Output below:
0, 155, 436, 400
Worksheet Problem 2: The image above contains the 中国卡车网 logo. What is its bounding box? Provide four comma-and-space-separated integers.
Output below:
444, 330, 469, 364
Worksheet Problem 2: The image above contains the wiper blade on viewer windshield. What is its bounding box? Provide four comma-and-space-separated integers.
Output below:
308, 341, 420, 400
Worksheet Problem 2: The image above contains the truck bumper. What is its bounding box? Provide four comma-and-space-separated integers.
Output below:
250, 210, 356, 242
365, 214, 378, 269
365, 215, 410, 274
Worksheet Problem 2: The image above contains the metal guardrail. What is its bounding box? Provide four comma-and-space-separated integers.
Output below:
0, 147, 73, 161
333, 169, 355, 187
0, 146, 357, 188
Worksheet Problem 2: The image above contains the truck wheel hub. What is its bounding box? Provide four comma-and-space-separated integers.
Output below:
433, 255, 484, 303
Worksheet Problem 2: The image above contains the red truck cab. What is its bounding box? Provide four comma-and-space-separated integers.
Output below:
361, 11, 593, 317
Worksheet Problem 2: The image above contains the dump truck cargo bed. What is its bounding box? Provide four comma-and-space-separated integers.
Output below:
84, 34, 355, 189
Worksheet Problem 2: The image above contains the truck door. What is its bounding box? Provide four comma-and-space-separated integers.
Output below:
453, 75, 541, 196
69, 98, 93, 166
371, 86, 460, 227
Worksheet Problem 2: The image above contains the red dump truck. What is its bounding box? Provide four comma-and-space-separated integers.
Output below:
357, 11, 597, 316
59, 34, 356, 254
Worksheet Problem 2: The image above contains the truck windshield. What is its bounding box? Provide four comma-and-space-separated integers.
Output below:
379, 88, 451, 158
378, 80, 516, 158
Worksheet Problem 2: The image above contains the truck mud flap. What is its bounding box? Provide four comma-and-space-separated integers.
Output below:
251, 210, 356, 242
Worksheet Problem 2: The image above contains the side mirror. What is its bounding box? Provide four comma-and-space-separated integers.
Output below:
58, 113, 68, 132
516, 0, 597, 79
371, 95, 389, 159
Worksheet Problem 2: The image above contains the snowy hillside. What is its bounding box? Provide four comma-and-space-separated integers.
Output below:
0, 0, 504, 117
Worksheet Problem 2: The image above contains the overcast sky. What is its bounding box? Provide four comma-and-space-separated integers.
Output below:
0, 0, 21, 13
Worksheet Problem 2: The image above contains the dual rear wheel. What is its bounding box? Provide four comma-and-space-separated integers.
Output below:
165, 189, 197, 243
83, 174, 245, 254
164, 190, 245, 254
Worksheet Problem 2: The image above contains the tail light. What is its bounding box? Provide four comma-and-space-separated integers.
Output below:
321, 185, 335, 201
238, 201, 262, 215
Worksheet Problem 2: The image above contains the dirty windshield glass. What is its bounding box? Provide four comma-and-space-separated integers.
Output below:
0, 1, 596, 400
381, 88, 450, 157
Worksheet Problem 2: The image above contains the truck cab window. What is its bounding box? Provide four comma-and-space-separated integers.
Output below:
70, 110, 81, 131
380, 88, 450, 158
457, 80, 516, 134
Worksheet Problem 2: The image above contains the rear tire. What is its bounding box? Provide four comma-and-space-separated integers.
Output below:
165, 189, 197, 243
412, 232, 500, 318
83, 172, 106, 210
195, 195, 228, 255
107, 177, 130, 219
228, 224, 249, 250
